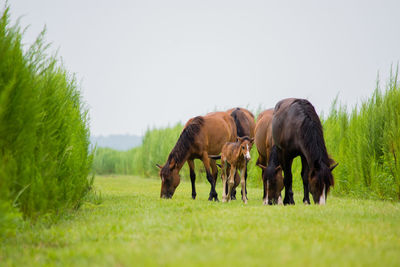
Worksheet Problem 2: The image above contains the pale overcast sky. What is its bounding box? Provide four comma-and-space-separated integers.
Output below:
9, 0, 400, 136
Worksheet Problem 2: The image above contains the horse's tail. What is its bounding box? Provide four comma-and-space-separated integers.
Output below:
209, 155, 221, 160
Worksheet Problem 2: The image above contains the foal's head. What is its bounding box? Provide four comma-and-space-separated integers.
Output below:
237, 136, 254, 161
308, 161, 338, 205
157, 159, 180, 199
257, 163, 284, 205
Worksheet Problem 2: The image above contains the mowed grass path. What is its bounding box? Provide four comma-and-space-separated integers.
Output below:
2, 176, 400, 266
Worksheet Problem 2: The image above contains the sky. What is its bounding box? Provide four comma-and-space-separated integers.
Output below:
8, 0, 400, 136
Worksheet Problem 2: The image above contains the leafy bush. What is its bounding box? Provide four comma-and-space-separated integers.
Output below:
0, 6, 93, 235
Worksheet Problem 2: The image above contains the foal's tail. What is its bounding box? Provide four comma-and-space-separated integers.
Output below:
208, 155, 221, 160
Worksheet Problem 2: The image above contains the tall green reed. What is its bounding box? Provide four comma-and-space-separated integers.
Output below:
0, 6, 93, 236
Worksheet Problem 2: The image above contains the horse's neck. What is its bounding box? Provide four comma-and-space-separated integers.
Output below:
303, 149, 328, 170
267, 146, 280, 167
233, 144, 243, 162
170, 153, 190, 171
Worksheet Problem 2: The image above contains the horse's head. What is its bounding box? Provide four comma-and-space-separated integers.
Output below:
157, 159, 180, 199
257, 163, 284, 205
309, 161, 338, 205
238, 136, 254, 161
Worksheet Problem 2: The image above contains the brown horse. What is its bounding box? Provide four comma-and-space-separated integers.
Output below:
226, 107, 256, 198
157, 112, 237, 200
226, 108, 256, 138
254, 109, 284, 205
211, 136, 254, 203
272, 98, 338, 205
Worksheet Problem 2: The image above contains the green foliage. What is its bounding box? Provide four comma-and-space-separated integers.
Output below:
323, 67, 400, 200
0, 6, 93, 233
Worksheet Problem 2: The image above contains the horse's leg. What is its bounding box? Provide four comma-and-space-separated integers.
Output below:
226, 165, 236, 200
301, 156, 310, 205
241, 163, 248, 199
202, 153, 218, 201
262, 173, 268, 205
221, 160, 227, 202
231, 171, 239, 200
210, 158, 218, 189
188, 159, 196, 200
240, 167, 248, 204
227, 166, 236, 202
283, 158, 295, 205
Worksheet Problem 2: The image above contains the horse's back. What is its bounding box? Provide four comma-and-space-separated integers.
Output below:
255, 109, 274, 163
227, 107, 256, 138
272, 98, 320, 151
202, 112, 237, 155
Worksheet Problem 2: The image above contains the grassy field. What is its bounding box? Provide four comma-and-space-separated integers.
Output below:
2, 175, 400, 266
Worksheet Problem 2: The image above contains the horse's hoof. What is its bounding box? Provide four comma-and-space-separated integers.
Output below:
214, 197, 219, 202
208, 196, 213, 201
192, 194, 196, 200
231, 196, 236, 200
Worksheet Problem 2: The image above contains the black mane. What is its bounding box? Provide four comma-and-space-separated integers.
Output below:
231, 108, 251, 137
161, 116, 204, 176
294, 99, 333, 186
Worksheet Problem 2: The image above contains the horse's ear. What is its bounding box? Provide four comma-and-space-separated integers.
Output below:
168, 159, 176, 170
237, 136, 244, 142
330, 162, 339, 171
156, 164, 163, 170
274, 165, 282, 173
256, 163, 267, 170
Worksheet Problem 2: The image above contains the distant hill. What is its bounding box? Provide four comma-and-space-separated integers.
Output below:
91, 134, 142, 151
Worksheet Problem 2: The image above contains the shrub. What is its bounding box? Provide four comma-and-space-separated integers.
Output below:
0, 6, 93, 235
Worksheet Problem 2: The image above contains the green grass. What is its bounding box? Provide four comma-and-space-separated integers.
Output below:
2, 175, 400, 266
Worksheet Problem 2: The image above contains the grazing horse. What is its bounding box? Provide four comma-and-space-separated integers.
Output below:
254, 109, 284, 205
157, 112, 237, 201
211, 137, 254, 203
272, 98, 338, 205
226, 107, 256, 198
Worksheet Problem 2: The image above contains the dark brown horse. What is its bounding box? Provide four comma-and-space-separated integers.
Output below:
157, 112, 237, 200
255, 109, 284, 205
272, 98, 338, 205
226, 108, 256, 198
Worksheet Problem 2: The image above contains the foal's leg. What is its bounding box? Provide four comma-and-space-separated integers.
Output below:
226, 165, 236, 200
227, 166, 236, 202
202, 153, 218, 201
221, 160, 228, 202
283, 158, 295, 205
301, 156, 310, 205
188, 159, 196, 200
240, 167, 248, 204
241, 163, 248, 199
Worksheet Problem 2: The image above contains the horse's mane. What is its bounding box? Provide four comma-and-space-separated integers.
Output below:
231, 108, 251, 137
294, 99, 334, 188
161, 116, 204, 177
